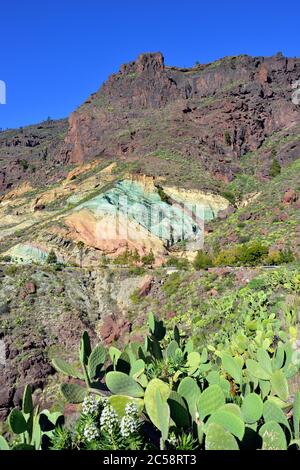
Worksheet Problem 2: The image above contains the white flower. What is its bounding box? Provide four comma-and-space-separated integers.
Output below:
83, 422, 99, 442
120, 401, 139, 438
100, 402, 119, 434
168, 433, 177, 446
120, 415, 138, 438
82, 395, 101, 415
125, 401, 138, 416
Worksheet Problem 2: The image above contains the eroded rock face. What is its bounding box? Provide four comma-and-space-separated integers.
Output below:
98, 314, 132, 345
0, 120, 68, 195
62, 178, 215, 260
64, 208, 166, 261
138, 275, 154, 297
0, 265, 154, 417
1, 52, 299, 198
59, 52, 300, 183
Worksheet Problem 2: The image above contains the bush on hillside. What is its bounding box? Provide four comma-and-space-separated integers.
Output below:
113, 249, 141, 266
193, 250, 213, 270
141, 249, 155, 266
269, 158, 281, 177
266, 247, 295, 265
46, 249, 58, 265
164, 256, 190, 270
213, 241, 269, 267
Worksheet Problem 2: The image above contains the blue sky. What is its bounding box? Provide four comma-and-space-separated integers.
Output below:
0, 0, 299, 129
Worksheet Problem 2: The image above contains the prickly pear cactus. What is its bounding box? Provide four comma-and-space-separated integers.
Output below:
177, 376, 200, 420
246, 359, 271, 380
263, 400, 291, 431
106, 371, 144, 397
144, 379, 170, 430
207, 409, 245, 440
52, 357, 83, 379
88, 344, 106, 380
166, 340, 180, 360
205, 423, 239, 450
22, 384, 34, 415
270, 370, 289, 401
241, 393, 263, 424
186, 352, 201, 375
156, 389, 170, 447
222, 353, 243, 384
293, 391, 300, 439
108, 395, 144, 418
197, 384, 225, 420
130, 359, 145, 379
79, 330, 91, 366
259, 421, 287, 450
148, 313, 166, 341
60, 383, 87, 403
0, 435, 9, 450
256, 348, 273, 375
168, 391, 190, 428
8, 409, 27, 434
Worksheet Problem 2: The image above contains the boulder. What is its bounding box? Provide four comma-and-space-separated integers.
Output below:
283, 189, 298, 204
239, 211, 252, 222
98, 315, 131, 345
25, 282, 37, 294
217, 205, 235, 220
0, 302, 10, 314
138, 275, 154, 297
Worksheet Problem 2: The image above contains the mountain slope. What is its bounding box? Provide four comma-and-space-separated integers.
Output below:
0, 51, 300, 423
60, 52, 300, 190
0, 52, 299, 263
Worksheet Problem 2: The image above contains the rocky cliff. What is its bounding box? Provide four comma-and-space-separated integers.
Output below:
60, 52, 300, 185
1, 52, 299, 196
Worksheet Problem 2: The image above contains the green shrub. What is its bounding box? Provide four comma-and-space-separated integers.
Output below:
130, 289, 141, 304
141, 250, 155, 266
266, 247, 295, 265
269, 159, 281, 177
113, 249, 141, 266
213, 247, 239, 266
162, 272, 183, 296
18, 159, 29, 171
156, 185, 171, 204
127, 266, 145, 276
214, 241, 268, 267
5, 265, 18, 276
193, 250, 213, 270
221, 190, 236, 206
46, 250, 58, 265
165, 257, 190, 270
0, 255, 12, 263
238, 241, 268, 266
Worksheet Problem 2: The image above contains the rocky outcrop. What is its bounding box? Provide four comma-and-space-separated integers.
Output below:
98, 314, 132, 345
1, 52, 299, 197
59, 52, 300, 185
138, 275, 154, 297
283, 188, 298, 204
0, 120, 68, 195
64, 208, 166, 261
